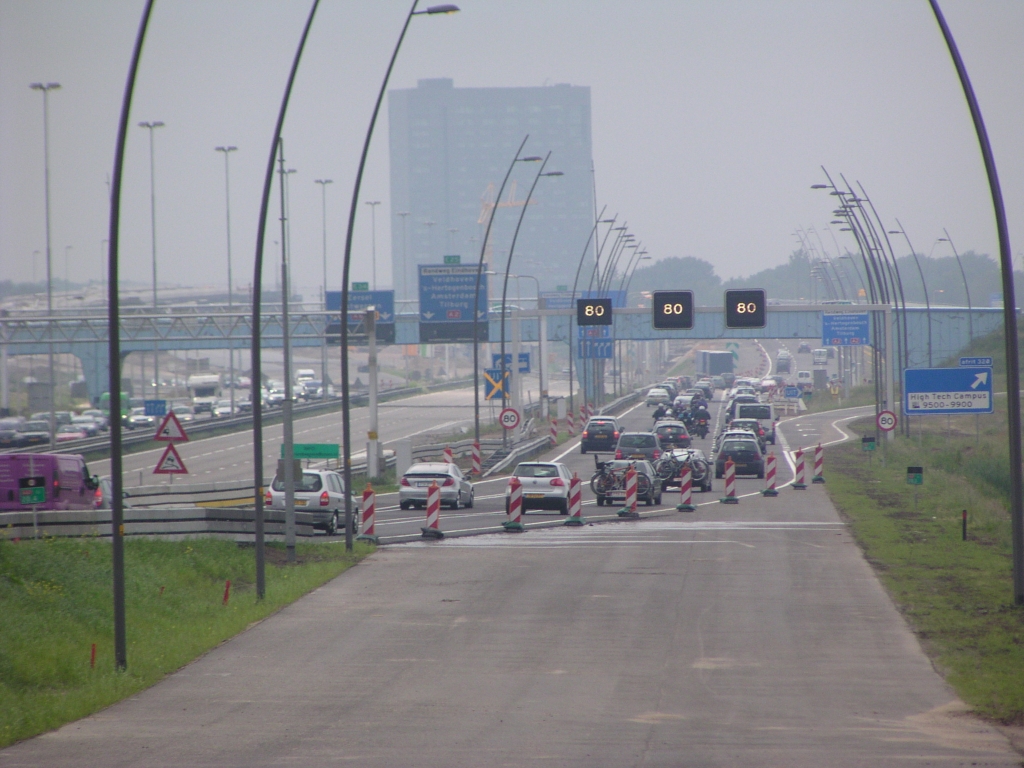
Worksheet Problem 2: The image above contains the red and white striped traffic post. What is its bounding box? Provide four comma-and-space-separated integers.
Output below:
812, 443, 825, 483
550, 416, 558, 446
567, 410, 575, 436
504, 475, 525, 532
471, 441, 481, 475
618, 465, 640, 518
676, 465, 696, 511
443, 445, 454, 465
579, 402, 587, 427
762, 453, 779, 497
720, 458, 738, 504
587, 402, 595, 418
421, 480, 444, 538
792, 448, 807, 490
565, 472, 585, 526
356, 483, 379, 544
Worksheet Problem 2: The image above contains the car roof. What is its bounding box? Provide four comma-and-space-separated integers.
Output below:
405, 463, 454, 472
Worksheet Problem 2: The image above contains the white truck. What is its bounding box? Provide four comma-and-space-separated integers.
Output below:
187, 373, 222, 413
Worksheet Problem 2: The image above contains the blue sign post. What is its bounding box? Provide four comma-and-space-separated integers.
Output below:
418, 264, 488, 343
822, 312, 869, 346
325, 290, 395, 344
491, 353, 530, 373
143, 399, 167, 417
904, 367, 994, 415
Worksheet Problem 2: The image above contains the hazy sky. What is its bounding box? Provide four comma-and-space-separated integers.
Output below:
2, 1, 1022, 301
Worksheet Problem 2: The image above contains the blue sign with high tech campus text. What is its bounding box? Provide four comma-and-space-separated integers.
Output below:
822, 312, 869, 346
418, 264, 488, 343
904, 367, 994, 415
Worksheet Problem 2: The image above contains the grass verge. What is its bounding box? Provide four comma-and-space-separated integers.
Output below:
824, 420, 1024, 724
0, 537, 372, 747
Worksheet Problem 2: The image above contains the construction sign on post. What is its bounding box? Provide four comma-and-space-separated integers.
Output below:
154, 443, 189, 475
154, 412, 189, 442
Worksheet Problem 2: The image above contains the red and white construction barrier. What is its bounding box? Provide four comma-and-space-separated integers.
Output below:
579, 403, 587, 426
443, 446, 454, 465
567, 410, 575, 436
792, 448, 807, 490
565, 472, 585, 526
619, 465, 640, 518
812, 443, 825, 483
587, 402, 595, 418
720, 458, 738, 504
357, 484, 379, 543
762, 453, 779, 497
676, 466, 696, 511
504, 475, 525, 531
421, 480, 444, 538
550, 417, 558, 445
471, 442, 481, 475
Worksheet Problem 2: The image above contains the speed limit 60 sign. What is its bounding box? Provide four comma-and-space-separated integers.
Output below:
499, 407, 521, 430
877, 410, 897, 432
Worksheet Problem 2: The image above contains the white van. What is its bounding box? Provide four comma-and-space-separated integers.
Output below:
796, 371, 813, 392
736, 402, 777, 444
812, 349, 828, 366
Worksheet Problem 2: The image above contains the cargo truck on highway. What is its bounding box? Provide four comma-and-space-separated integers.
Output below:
187, 373, 222, 413
696, 350, 734, 376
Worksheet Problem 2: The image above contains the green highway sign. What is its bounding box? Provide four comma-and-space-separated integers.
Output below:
443, 254, 461, 265
18, 476, 46, 505
906, 466, 923, 485
861, 437, 876, 452
283, 443, 340, 460
352, 282, 369, 291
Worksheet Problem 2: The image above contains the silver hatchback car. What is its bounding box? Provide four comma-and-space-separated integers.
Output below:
399, 462, 474, 510
265, 470, 360, 536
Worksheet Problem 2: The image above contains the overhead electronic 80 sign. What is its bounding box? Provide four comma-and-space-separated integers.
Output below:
418, 264, 488, 343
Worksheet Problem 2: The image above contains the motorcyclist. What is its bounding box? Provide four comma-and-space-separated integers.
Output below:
652, 403, 670, 421
690, 393, 708, 411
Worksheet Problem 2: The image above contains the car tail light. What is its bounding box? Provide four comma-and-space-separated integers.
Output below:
399, 476, 411, 487
652, 449, 661, 460
264, 490, 272, 505
320, 491, 330, 507
613, 431, 619, 438
615, 449, 623, 459
550, 478, 565, 487
442, 477, 455, 486
93, 488, 102, 509
581, 430, 589, 438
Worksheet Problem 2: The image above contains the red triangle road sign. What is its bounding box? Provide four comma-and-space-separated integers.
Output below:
154, 411, 189, 442
154, 443, 189, 475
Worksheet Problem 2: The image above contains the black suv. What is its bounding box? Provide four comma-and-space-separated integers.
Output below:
580, 417, 620, 454
654, 420, 691, 450
615, 432, 663, 462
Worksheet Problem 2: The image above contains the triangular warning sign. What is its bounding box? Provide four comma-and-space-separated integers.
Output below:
154, 411, 189, 442
154, 443, 189, 475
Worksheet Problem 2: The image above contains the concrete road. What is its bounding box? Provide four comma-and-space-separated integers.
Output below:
3, 401, 1017, 765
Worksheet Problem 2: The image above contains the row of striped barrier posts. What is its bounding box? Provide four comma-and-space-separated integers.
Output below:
471, 441, 481, 476
618, 465, 641, 519
356, 484, 379, 544
421, 480, 444, 539
719, 458, 738, 504
676, 466, 697, 512
564, 473, 585, 526
762, 453, 779, 497
503, 476, 525, 532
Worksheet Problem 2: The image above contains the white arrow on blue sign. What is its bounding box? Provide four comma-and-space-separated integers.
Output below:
904, 367, 994, 415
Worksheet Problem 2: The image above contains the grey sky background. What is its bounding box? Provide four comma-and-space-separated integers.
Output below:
2, 1, 1022, 302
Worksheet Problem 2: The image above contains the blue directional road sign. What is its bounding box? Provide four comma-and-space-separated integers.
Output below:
483, 368, 509, 400
577, 325, 614, 359
904, 367, 994, 415
784, 386, 801, 399
325, 290, 395, 344
491, 353, 530, 373
418, 264, 488, 343
143, 399, 167, 417
822, 312, 869, 346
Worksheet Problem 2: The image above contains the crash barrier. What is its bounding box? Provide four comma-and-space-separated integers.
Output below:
812, 443, 825, 483
421, 480, 443, 538
720, 458, 738, 504
792, 448, 808, 490
503, 476, 525, 532
762, 453, 779, 497
0, 506, 321, 542
481, 435, 552, 478
471, 442, 481, 475
565, 473, 584, 526
618, 465, 640, 519
443, 446, 454, 464
676, 466, 696, 512
356, 485, 378, 544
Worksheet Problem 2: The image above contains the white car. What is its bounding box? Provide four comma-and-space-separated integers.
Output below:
398, 462, 474, 510
645, 387, 671, 406
264, 469, 360, 536
212, 400, 237, 418
171, 405, 195, 423
505, 462, 572, 515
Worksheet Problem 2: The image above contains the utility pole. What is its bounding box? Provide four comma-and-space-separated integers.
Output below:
139, 120, 164, 401
277, 142, 296, 564
216, 146, 237, 413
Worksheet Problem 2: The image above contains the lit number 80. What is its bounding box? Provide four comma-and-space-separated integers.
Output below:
736, 302, 758, 314
662, 303, 686, 315
585, 304, 605, 317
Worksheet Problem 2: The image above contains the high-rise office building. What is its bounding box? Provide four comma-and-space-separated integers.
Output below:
388, 78, 595, 302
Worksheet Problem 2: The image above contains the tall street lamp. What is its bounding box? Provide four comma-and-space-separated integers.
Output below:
216, 145, 238, 412
889, 220, 932, 366
316, 179, 333, 385
339, 1, 459, 551
30, 81, 59, 448
139, 120, 164, 400
938, 230, 973, 341
397, 211, 409, 299
365, 200, 381, 289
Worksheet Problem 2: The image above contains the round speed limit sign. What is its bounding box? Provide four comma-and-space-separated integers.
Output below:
499, 407, 521, 431
877, 410, 897, 432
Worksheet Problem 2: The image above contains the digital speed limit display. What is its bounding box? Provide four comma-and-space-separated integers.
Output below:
652, 291, 694, 330
725, 289, 766, 328
576, 298, 613, 326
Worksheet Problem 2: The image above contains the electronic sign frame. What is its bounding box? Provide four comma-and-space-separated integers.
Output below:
724, 289, 766, 329
576, 298, 613, 326
652, 290, 694, 330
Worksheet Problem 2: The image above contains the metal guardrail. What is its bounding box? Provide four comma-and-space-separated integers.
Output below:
481, 435, 553, 477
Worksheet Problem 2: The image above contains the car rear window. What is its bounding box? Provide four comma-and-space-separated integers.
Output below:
738, 404, 772, 420
619, 434, 655, 448
515, 464, 559, 478
657, 426, 687, 437
587, 420, 615, 429
272, 472, 323, 492
722, 441, 759, 454
20, 422, 49, 432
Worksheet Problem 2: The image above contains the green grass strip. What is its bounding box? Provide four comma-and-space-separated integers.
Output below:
0, 537, 371, 747
825, 423, 1024, 724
